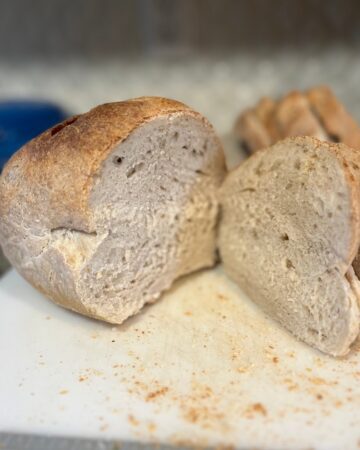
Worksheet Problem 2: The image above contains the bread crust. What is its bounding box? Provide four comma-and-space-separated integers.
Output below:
307, 85, 360, 149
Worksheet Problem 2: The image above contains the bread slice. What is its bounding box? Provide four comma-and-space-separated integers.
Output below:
219, 136, 360, 356
235, 86, 360, 154
234, 108, 273, 153
307, 85, 360, 149
274, 91, 327, 141
0, 97, 226, 323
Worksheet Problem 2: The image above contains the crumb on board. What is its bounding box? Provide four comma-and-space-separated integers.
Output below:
244, 402, 268, 418
182, 406, 225, 426
145, 386, 169, 402
252, 403, 267, 416
59, 389, 69, 395
128, 414, 139, 427
309, 377, 338, 386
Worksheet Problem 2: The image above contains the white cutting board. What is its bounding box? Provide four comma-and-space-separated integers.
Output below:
1, 268, 360, 450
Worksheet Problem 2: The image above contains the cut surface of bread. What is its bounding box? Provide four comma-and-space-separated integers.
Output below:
0, 97, 226, 323
235, 86, 360, 154
219, 136, 360, 356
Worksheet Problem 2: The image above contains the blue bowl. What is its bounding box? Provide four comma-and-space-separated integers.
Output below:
0, 100, 68, 169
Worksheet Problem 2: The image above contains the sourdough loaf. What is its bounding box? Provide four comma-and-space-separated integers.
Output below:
0, 97, 226, 323
219, 136, 360, 356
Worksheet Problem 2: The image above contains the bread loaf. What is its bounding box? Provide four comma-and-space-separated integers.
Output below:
219, 136, 360, 356
0, 97, 226, 323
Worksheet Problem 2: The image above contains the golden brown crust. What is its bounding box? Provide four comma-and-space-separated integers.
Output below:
255, 97, 279, 143
234, 97, 277, 153
234, 108, 272, 153
307, 86, 360, 149
0, 97, 205, 232
273, 91, 326, 140
320, 140, 360, 271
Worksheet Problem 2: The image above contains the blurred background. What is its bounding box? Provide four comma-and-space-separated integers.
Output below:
1, 0, 360, 273
1, 0, 360, 135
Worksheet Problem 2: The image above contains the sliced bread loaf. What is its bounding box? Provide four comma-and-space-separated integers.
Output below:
0, 97, 226, 323
219, 136, 360, 356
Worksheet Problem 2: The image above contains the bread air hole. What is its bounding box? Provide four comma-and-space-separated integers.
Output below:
294, 160, 301, 170
239, 187, 256, 193
113, 156, 124, 165
126, 162, 144, 178
285, 258, 295, 269
264, 207, 274, 219
280, 233, 289, 241
190, 148, 204, 157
